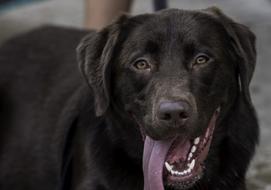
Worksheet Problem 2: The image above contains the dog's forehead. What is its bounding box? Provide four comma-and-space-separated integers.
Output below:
125, 10, 227, 52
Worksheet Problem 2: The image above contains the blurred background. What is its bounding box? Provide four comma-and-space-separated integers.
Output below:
0, 0, 270, 189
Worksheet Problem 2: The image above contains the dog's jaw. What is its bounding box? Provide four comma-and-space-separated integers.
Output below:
142, 107, 220, 190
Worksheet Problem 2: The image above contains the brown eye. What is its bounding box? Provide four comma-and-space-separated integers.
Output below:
195, 54, 210, 65
133, 59, 151, 71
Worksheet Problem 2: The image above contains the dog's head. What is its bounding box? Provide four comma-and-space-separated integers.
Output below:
77, 7, 256, 190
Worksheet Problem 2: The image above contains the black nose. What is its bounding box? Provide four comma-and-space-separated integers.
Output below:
157, 101, 191, 126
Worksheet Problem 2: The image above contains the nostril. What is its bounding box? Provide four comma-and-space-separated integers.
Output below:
163, 113, 171, 120
179, 112, 188, 120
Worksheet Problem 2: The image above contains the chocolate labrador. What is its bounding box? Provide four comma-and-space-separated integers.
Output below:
0, 7, 259, 190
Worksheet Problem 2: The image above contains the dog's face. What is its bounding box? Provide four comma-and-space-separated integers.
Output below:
78, 7, 256, 190
114, 10, 234, 139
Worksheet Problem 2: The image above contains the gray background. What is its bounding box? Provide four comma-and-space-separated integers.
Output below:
0, 0, 270, 189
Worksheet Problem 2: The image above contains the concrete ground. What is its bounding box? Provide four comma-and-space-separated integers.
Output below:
0, 0, 271, 189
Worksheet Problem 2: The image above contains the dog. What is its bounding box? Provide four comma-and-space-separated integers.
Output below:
0, 7, 259, 190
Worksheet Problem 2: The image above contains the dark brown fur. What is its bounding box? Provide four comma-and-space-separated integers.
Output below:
0, 7, 258, 190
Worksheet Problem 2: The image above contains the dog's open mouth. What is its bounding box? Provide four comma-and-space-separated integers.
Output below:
143, 108, 220, 190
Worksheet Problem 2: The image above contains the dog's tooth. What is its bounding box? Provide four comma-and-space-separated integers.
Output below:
191, 145, 197, 153
177, 171, 182, 176
188, 152, 193, 159
194, 137, 200, 145
165, 162, 173, 172
173, 171, 179, 175
190, 159, 195, 170
187, 168, 192, 173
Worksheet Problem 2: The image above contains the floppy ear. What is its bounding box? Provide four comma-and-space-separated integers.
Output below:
77, 15, 129, 116
203, 7, 257, 105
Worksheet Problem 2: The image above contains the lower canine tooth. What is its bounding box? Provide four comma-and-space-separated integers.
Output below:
165, 162, 173, 172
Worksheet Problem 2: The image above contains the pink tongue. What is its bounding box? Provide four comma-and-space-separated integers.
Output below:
143, 136, 174, 190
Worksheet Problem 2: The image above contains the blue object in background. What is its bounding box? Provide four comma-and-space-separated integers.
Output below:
153, 0, 167, 11
0, 0, 46, 12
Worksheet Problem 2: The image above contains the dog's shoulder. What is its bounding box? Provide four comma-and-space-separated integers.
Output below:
0, 25, 99, 129
0, 26, 95, 122
0, 25, 91, 80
